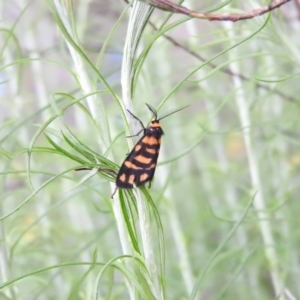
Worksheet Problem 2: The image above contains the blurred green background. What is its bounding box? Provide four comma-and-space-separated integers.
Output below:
1, 0, 300, 299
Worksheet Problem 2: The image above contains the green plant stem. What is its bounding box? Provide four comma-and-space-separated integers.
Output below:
52, 0, 110, 149
121, 1, 163, 299
223, 16, 284, 300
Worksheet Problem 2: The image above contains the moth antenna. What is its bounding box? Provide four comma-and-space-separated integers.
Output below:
145, 103, 158, 120
158, 105, 190, 121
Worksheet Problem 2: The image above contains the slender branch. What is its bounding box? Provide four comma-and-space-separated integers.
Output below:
159, 30, 299, 105
294, 0, 300, 18
138, 0, 291, 22
122, 0, 298, 105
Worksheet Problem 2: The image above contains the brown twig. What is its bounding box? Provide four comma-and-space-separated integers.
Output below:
122, 0, 298, 104
294, 0, 300, 19
157, 29, 299, 105
75, 167, 117, 176
138, 0, 291, 21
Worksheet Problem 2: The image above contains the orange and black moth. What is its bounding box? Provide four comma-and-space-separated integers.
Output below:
112, 103, 188, 197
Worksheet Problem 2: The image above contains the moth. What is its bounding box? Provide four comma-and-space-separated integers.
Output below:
111, 103, 188, 197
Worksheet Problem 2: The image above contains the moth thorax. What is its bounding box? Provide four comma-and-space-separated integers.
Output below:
150, 120, 164, 136
151, 120, 161, 128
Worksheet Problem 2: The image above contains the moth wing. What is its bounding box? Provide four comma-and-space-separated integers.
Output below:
116, 134, 161, 188
134, 135, 161, 187
116, 135, 146, 189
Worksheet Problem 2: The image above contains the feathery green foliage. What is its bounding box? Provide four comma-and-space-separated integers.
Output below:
1, 0, 299, 299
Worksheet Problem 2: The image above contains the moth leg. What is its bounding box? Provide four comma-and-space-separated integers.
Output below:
127, 109, 147, 137
127, 109, 145, 130
126, 128, 145, 138
111, 186, 118, 198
